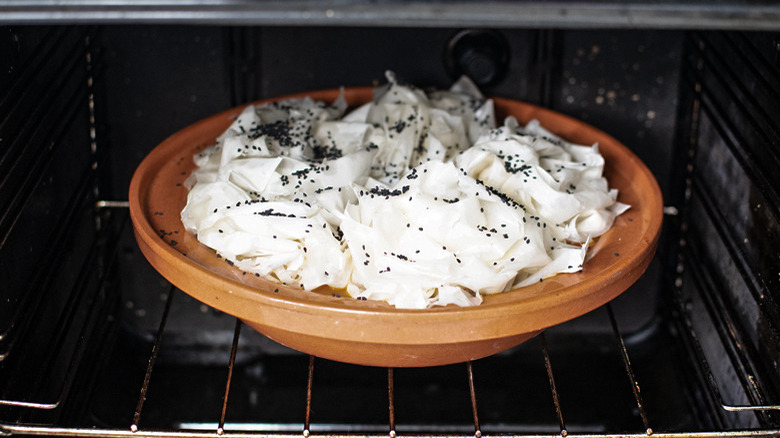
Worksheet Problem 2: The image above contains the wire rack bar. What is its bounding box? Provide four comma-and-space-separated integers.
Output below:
466, 361, 481, 438
218, 319, 244, 435
3, 423, 780, 438
303, 356, 314, 438
605, 303, 652, 435
95, 200, 130, 209
538, 333, 567, 437
178, 421, 586, 434
131, 285, 176, 433
388, 368, 396, 438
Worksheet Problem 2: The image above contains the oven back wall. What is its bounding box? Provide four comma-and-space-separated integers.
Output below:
101, 26, 681, 199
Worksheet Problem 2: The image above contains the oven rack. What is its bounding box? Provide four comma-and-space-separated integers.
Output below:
0, 212, 778, 438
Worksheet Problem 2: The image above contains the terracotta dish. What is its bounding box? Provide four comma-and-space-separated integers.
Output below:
129, 87, 663, 367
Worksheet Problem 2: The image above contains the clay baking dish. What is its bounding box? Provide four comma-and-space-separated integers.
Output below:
128, 87, 663, 368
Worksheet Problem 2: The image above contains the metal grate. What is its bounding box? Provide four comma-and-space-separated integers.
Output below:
1, 278, 779, 437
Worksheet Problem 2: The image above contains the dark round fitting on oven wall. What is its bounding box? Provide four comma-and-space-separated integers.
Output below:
445, 29, 509, 87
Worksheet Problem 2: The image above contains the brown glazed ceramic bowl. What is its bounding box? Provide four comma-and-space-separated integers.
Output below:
129, 87, 663, 368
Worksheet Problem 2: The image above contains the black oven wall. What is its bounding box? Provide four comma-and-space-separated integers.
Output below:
0, 26, 119, 427
669, 30, 780, 429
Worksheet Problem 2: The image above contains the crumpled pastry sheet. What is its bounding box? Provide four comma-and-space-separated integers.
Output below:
181, 72, 628, 309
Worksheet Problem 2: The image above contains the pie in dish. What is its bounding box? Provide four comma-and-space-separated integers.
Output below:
179, 72, 628, 309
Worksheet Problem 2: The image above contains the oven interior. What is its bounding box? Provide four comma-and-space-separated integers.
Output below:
1, 6, 779, 437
